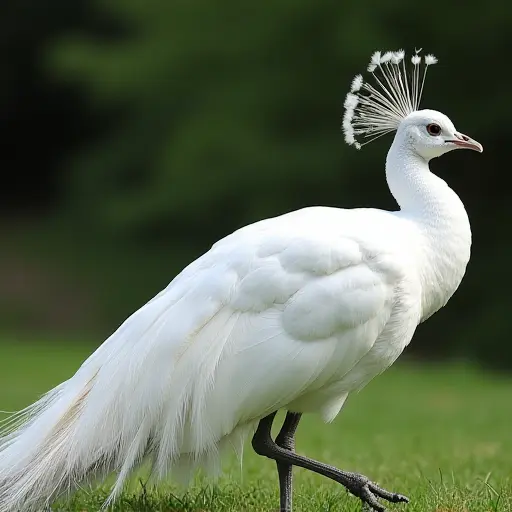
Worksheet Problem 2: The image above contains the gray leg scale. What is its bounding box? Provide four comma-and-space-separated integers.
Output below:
252, 412, 409, 512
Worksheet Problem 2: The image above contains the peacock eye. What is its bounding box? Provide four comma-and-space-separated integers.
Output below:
426, 123, 441, 136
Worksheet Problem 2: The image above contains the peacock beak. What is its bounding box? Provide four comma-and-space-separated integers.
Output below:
447, 132, 483, 153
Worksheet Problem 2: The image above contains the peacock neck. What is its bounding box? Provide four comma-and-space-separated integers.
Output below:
385, 140, 468, 228
385, 139, 472, 320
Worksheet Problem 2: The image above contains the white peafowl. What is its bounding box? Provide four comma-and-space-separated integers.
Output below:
0, 48, 482, 512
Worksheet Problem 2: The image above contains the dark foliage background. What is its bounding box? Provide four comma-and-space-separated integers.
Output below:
1, 0, 510, 368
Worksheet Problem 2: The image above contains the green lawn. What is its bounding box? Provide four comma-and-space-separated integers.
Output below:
0, 339, 511, 511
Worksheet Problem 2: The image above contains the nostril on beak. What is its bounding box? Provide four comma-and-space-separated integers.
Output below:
461, 134, 469, 142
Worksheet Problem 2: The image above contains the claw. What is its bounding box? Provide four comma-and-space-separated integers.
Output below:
350, 480, 384, 512
359, 485, 386, 512
393, 494, 409, 503
349, 475, 409, 512
368, 481, 409, 504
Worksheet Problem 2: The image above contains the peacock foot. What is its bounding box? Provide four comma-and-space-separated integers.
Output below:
341, 472, 409, 512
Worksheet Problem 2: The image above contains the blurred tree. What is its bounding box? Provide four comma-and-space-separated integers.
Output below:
50, 1, 394, 242
1, 0, 87, 213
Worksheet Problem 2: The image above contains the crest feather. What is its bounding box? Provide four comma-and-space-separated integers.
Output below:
342, 48, 437, 149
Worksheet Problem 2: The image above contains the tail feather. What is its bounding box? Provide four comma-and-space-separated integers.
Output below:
0, 288, 250, 511
0, 373, 103, 511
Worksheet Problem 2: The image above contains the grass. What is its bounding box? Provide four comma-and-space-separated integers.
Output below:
0, 338, 511, 511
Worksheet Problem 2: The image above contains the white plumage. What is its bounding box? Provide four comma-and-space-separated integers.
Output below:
0, 49, 482, 512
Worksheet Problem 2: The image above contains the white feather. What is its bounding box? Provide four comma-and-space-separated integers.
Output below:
425, 54, 438, 65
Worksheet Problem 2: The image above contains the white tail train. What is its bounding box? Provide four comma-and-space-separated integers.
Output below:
0, 288, 255, 511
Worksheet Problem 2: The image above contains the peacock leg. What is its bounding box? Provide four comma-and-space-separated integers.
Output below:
274, 411, 302, 512
252, 412, 409, 512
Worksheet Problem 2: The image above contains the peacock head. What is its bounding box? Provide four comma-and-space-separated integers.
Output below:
342, 50, 483, 160
397, 109, 482, 160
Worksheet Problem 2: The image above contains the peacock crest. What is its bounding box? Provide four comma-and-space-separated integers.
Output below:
343, 49, 438, 149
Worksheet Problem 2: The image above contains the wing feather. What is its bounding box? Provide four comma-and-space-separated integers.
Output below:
79, 209, 402, 476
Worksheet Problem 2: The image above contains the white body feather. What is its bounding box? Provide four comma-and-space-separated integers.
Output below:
0, 52, 475, 511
